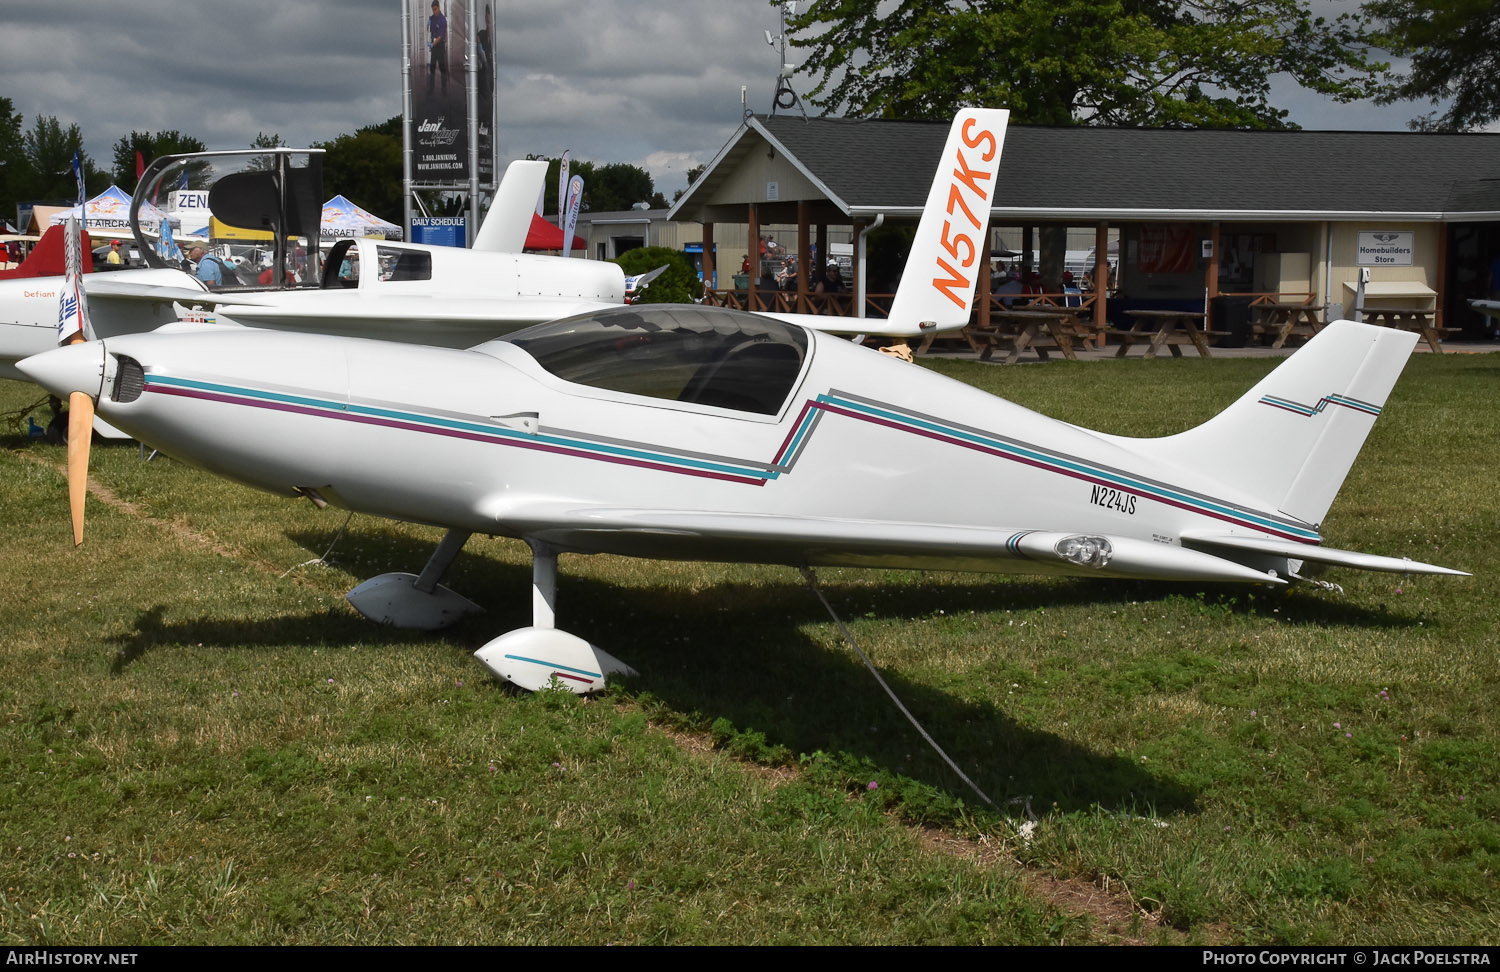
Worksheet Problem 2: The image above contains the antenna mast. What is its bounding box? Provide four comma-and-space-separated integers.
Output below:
766, 1, 807, 120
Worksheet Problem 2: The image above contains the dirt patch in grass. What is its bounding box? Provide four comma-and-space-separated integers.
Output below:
16, 450, 284, 573
913, 827, 1209, 945
648, 711, 1196, 944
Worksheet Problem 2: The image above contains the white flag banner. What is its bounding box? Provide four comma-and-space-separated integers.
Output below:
557, 150, 570, 229
56, 217, 92, 345
563, 175, 584, 260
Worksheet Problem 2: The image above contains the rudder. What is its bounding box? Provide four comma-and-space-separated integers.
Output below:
1131, 320, 1417, 529
886, 108, 1010, 332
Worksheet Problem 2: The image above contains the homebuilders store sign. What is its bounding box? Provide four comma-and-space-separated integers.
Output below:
1357, 231, 1415, 267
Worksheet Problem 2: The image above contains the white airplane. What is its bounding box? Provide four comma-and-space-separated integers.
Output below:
17, 109, 1467, 695
0, 150, 634, 383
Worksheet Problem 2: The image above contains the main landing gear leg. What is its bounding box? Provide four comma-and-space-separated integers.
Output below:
345, 529, 484, 629
472, 539, 638, 694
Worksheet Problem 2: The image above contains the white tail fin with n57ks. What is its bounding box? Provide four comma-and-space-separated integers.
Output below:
765, 108, 1009, 338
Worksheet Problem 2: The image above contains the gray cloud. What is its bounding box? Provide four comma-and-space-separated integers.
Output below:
1, 0, 1430, 200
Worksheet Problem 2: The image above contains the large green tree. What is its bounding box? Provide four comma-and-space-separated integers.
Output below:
1364, 0, 1500, 130
316, 118, 403, 223
111, 130, 207, 190
23, 115, 103, 202
533, 156, 668, 216
0, 98, 26, 224
786, 0, 1385, 128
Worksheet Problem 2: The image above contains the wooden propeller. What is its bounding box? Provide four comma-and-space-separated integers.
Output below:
65, 333, 91, 547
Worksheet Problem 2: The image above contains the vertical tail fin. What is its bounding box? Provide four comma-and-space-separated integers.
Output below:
1133, 320, 1417, 528
885, 108, 1009, 332
473, 160, 550, 253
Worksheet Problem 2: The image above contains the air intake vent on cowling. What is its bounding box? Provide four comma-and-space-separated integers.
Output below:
112, 355, 144, 403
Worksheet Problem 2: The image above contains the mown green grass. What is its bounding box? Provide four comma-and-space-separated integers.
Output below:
0, 350, 1495, 944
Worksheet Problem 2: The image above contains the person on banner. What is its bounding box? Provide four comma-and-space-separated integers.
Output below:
478, 4, 495, 112
428, 1, 449, 95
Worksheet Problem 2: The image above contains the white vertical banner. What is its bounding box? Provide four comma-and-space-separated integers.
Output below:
557, 150, 571, 228
563, 175, 584, 259
56, 217, 91, 345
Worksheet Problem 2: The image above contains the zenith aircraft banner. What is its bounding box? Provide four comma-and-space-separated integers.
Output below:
407, 0, 496, 187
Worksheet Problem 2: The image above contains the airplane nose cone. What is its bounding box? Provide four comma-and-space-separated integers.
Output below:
17, 341, 107, 400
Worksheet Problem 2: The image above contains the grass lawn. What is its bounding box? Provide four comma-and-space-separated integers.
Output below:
0, 349, 1495, 945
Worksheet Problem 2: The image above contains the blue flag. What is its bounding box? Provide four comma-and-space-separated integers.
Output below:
71, 150, 85, 205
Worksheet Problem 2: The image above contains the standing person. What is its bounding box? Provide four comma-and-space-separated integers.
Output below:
106, 240, 123, 266
428, 1, 449, 96
190, 246, 222, 288
817, 260, 846, 315
821, 260, 845, 293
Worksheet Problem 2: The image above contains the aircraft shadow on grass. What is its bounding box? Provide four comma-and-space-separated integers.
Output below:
111, 582, 1198, 817
103, 521, 1424, 818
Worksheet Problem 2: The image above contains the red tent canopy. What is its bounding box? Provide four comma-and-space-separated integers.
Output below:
524, 213, 586, 252
0, 224, 91, 279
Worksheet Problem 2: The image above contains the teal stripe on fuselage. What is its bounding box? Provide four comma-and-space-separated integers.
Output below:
820, 393, 1317, 541
145, 375, 771, 480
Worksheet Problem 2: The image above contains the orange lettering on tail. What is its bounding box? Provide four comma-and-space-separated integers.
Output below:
932, 255, 970, 310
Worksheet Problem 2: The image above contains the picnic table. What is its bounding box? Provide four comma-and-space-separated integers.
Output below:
1356, 305, 1453, 353
962, 309, 1079, 363
1110, 309, 1219, 359
1252, 302, 1325, 349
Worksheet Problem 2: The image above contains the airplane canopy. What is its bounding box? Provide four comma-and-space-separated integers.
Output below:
502, 305, 808, 416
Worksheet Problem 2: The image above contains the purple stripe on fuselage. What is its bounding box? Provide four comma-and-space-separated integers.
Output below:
812, 400, 1311, 543
144, 384, 767, 486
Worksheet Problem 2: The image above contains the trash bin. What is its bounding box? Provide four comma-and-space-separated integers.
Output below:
732, 273, 749, 291
1210, 295, 1254, 347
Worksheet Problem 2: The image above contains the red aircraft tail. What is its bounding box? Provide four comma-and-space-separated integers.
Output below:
0, 224, 93, 280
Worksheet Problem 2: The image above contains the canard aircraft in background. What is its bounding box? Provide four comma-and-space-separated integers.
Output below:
1, 145, 930, 389
0, 149, 634, 383
18, 109, 1466, 694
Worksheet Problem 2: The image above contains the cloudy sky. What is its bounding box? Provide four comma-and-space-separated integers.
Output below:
1, 0, 1428, 202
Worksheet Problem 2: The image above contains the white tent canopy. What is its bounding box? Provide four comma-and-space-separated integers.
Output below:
49, 185, 176, 237
321, 195, 401, 241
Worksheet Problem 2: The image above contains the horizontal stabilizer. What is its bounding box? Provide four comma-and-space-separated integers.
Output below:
1181, 532, 1467, 576
87, 278, 270, 306
758, 310, 934, 338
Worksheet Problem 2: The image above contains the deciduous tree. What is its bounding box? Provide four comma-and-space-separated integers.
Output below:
111, 130, 207, 190
316, 118, 403, 223
786, 0, 1384, 128
1364, 0, 1500, 130
0, 98, 26, 221
23, 115, 100, 201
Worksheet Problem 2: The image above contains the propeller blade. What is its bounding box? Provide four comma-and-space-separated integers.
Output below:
67, 389, 92, 546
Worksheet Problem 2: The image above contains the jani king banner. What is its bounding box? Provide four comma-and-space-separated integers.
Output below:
407, 0, 495, 187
